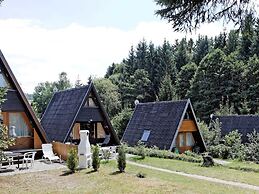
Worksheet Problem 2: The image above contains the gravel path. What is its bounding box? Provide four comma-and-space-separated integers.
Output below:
127, 160, 259, 191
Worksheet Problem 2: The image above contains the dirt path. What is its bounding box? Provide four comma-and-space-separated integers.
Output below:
127, 160, 259, 191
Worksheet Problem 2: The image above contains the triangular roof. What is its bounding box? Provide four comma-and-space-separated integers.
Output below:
41, 82, 120, 144
122, 99, 206, 151
212, 115, 259, 142
0, 50, 48, 143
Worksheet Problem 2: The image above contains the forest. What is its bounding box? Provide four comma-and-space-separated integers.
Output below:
32, 14, 259, 139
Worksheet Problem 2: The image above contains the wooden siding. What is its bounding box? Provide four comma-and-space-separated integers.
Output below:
34, 129, 42, 149
76, 107, 103, 122
52, 142, 78, 161
9, 137, 34, 150
1, 90, 25, 111
179, 119, 197, 132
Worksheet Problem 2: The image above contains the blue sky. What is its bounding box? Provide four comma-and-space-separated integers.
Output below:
0, 0, 231, 93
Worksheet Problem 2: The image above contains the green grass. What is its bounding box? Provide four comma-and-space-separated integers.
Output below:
129, 156, 259, 187
0, 161, 255, 194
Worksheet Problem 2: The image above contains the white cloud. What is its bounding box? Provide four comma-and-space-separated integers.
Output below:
0, 19, 229, 93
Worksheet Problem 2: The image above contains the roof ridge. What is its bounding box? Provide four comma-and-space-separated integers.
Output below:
54, 85, 89, 94
138, 99, 188, 105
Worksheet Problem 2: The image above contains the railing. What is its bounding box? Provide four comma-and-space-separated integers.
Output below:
52, 142, 78, 161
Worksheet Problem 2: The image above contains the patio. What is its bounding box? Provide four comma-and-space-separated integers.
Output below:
0, 159, 66, 176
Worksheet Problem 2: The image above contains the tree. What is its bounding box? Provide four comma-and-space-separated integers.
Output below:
112, 108, 133, 139
55, 72, 72, 91
155, 0, 257, 32
158, 73, 175, 101
243, 55, 259, 113
93, 78, 121, 118
92, 145, 100, 171
66, 148, 78, 173
175, 62, 197, 99
174, 38, 189, 71
193, 35, 210, 65
32, 72, 72, 117
75, 75, 83, 88
226, 30, 239, 54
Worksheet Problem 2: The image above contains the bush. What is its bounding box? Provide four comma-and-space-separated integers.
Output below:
136, 172, 146, 178
245, 130, 259, 163
67, 148, 78, 173
117, 145, 126, 172
92, 145, 100, 171
125, 145, 202, 163
136, 141, 146, 159
102, 149, 111, 163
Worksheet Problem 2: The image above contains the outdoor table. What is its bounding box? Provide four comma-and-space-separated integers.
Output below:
5, 152, 24, 170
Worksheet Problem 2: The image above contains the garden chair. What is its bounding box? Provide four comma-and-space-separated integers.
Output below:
42, 144, 61, 163
22, 152, 36, 169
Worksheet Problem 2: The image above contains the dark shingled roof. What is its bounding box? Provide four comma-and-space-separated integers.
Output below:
122, 100, 188, 150
213, 115, 259, 141
41, 86, 89, 142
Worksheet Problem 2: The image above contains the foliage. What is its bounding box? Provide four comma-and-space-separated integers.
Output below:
155, 0, 257, 32
136, 172, 146, 178
102, 149, 111, 163
158, 73, 175, 101
111, 108, 133, 139
245, 130, 259, 163
92, 145, 100, 171
125, 146, 202, 163
32, 72, 72, 117
66, 148, 78, 173
94, 78, 121, 118
136, 141, 146, 159
117, 145, 126, 172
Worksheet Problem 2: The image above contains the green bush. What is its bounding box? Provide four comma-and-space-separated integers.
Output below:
136, 172, 146, 178
117, 145, 126, 172
67, 148, 78, 173
125, 145, 202, 163
136, 141, 146, 159
245, 130, 259, 163
92, 145, 100, 171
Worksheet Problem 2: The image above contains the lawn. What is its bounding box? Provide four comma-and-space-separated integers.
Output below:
129, 156, 259, 187
0, 161, 254, 194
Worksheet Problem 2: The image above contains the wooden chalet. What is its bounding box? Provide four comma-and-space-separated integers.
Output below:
122, 99, 206, 153
0, 50, 48, 150
41, 82, 120, 146
212, 115, 259, 142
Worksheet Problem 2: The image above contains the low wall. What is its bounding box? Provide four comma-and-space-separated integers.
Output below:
52, 142, 78, 161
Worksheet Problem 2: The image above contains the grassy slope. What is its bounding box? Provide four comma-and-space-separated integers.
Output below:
129, 156, 259, 186
0, 161, 254, 194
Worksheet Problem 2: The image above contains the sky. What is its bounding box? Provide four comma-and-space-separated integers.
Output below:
0, 0, 233, 93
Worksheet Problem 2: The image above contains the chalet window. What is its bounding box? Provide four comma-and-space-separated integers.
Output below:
179, 133, 184, 147
84, 97, 97, 107
186, 132, 195, 146
9, 113, 31, 137
141, 130, 150, 141
0, 72, 9, 88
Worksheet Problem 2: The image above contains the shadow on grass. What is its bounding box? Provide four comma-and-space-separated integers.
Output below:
60, 170, 74, 176
110, 171, 123, 175
131, 156, 145, 162
86, 170, 97, 174
0, 168, 14, 173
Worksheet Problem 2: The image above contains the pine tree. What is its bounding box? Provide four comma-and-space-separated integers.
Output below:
175, 62, 197, 99
193, 35, 210, 65
226, 30, 239, 54
158, 73, 175, 101
174, 38, 190, 71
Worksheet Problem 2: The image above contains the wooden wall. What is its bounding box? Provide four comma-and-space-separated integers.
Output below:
34, 129, 42, 149
9, 137, 34, 150
179, 120, 197, 132
52, 142, 78, 161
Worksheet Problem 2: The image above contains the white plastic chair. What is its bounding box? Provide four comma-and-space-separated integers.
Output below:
22, 152, 36, 169
42, 144, 61, 163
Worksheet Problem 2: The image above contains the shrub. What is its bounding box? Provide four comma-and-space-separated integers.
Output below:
245, 130, 259, 163
92, 145, 100, 171
67, 148, 78, 173
117, 145, 126, 172
136, 172, 146, 178
102, 149, 111, 163
136, 141, 146, 159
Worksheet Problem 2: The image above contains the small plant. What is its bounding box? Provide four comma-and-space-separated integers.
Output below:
67, 148, 78, 173
136, 172, 146, 178
102, 149, 111, 163
136, 141, 146, 159
0, 125, 15, 165
92, 145, 100, 171
117, 145, 126, 172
